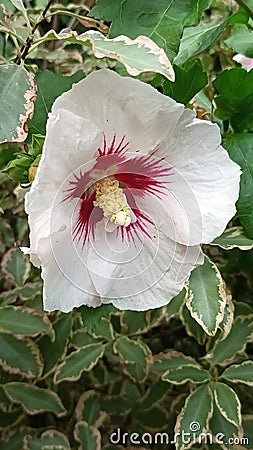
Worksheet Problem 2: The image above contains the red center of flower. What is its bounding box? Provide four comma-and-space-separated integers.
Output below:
64, 135, 172, 246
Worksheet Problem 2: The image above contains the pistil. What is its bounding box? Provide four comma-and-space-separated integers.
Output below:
94, 177, 132, 227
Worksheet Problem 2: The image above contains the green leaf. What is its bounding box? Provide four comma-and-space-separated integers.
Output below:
1, 248, 30, 286
207, 315, 253, 365
139, 380, 168, 410
0, 408, 23, 430
54, 343, 105, 383
113, 336, 151, 382
234, 301, 253, 317
89, 0, 210, 61
75, 391, 105, 427
186, 256, 226, 336
209, 403, 241, 450
225, 24, 253, 57
0, 306, 53, 337
212, 226, 253, 250
221, 361, 253, 386
122, 310, 149, 335
0, 428, 29, 450
174, 384, 213, 450
91, 317, 115, 341
161, 59, 207, 104
3, 152, 33, 183
214, 68, 253, 132
71, 329, 102, 348
242, 0, 253, 13
24, 430, 71, 450
28, 70, 84, 138
223, 134, 253, 239
165, 287, 187, 318
100, 395, 130, 416
180, 304, 207, 345
74, 421, 101, 450
3, 383, 66, 416
0, 64, 36, 143
102, 446, 124, 450
217, 294, 234, 340
9, 0, 32, 31
174, 20, 227, 66
31, 30, 175, 81
39, 313, 72, 377
241, 416, 253, 450
152, 350, 200, 373
80, 304, 116, 333
213, 382, 241, 427
0, 333, 42, 378
162, 364, 210, 384
134, 405, 168, 431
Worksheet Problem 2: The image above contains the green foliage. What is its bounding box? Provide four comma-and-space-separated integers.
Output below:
28, 70, 85, 138
225, 24, 253, 57
224, 134, 253, 239
153, 59, 208, 105
214, 68, 253, 132
206, 315, 253, 365
174, 20, 227, 66
89, 0, 210, 61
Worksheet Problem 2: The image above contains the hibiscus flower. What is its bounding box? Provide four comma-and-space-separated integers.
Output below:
22, 69, 241, 312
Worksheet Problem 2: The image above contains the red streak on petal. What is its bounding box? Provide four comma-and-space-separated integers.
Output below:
64, 170, 92, 201
98, 134, 129, 157
117, 208, 154, 244
64, 134, 170, 246
72, 192, 102, 247
115, 154, 173, 197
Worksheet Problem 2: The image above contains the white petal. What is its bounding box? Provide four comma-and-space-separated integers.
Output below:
52, 69, 184, 154
104, 246, 204, 311
36, 230, 100, 312
86, 216, 203, 310
154, 113, 241, 244
24, 109, 102, 260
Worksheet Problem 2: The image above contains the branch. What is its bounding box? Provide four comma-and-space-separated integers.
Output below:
15, 0, 55, 64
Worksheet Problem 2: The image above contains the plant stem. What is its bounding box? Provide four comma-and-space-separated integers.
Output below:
15, 0, 55, 64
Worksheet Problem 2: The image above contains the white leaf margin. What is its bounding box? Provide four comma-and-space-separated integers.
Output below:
30, 29, 175, 81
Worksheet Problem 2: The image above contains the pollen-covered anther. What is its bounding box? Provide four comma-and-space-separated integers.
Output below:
94, 177, 132, 227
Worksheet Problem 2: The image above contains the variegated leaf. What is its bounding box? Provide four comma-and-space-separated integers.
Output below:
162, 364, 210, 385
0, 64, 36, 143
206, 315, 253, 366
0, 333, 42, 379
186, 256, 226, 336
74, 421, 101, 450
54, 343, 105, 383
174, 384, 213, 450
213, 382, 241, 428
3, 383, 66, 416
221, 361, 253, 387
30, 29, 175, 81
211, 226, 253, 250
